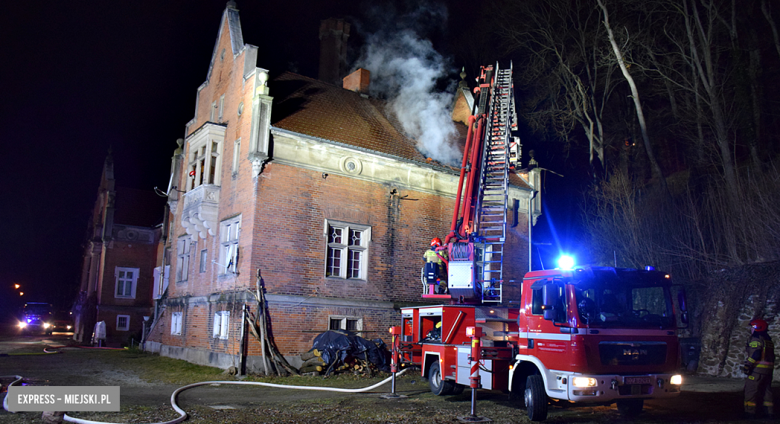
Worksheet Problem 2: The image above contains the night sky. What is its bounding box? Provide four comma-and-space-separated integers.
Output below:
0, 0, 579, 315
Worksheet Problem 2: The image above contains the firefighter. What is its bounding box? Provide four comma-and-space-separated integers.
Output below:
742, 318, 775, 419
423, 238, 448, 294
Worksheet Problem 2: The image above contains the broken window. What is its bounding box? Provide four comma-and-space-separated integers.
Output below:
219, 216, 241, 275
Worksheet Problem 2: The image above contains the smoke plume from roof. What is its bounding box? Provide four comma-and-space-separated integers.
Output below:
353, 3, 460, 166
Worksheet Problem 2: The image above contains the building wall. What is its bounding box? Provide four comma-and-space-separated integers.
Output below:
96, 235, 158, 345
251, 162, 453, 302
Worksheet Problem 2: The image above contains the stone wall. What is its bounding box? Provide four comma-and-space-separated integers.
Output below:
692, 260, 780, 381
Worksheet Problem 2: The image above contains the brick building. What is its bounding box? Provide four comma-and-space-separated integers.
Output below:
144, 2, 541, 372
72, 154, 165, 346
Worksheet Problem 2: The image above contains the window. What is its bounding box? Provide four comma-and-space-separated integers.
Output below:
325, 221, 370, 280
189, 141, 221, 188
329, 316, 362, 332
176, 237, 192, 282
171, 312, 183, 335
232, 139, 241, 174
185, 123, 225, 191
218, 95, 225, 121
210, 101, 217, 121
219, 216, 241, 275
213, 311, 230, 339
199, 249, 208, 273
116, 315, 130, 331
115, 267, 139, 299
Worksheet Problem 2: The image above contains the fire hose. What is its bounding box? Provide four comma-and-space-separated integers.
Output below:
2, 368, 410, 424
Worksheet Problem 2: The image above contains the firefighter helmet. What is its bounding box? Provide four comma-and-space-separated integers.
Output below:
750, 318, 768, 332
431, 237, 442, 247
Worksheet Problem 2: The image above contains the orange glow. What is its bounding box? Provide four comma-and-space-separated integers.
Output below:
19, 292, 24, 296
14, 284, 20, 289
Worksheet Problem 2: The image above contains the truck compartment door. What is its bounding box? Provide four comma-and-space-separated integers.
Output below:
456, 345, 493, 390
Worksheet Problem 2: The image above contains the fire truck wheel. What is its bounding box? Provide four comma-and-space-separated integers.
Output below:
616, 399, 643, 417
428, 362, 455, 396
524, 375, 548, 421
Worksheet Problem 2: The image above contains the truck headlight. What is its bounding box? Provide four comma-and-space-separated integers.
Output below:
670, 375, 682, 385
43, 323, 51, 329
573, 377, 597, 387
18, 321, 27, 329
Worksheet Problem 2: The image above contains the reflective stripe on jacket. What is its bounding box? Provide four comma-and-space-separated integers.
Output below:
745, 333, 775, 375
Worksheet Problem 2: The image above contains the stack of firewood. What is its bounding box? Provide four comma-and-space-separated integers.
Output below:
298, 349, 378, 376
299, 349, 327, 374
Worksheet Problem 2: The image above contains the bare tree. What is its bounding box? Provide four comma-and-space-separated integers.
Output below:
597, 0, 668, 194
761, 0, 780, 59
493, 0, 619, 179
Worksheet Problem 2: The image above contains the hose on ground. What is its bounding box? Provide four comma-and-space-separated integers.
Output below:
3, 368, 410, 424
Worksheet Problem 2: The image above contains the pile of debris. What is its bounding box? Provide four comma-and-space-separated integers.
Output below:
299, 330, 390, 377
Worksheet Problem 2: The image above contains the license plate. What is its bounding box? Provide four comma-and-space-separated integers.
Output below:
625, 377, 651, 385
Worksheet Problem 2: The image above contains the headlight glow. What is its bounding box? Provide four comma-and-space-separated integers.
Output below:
670, 375, 682, 385
18, 321, 27, 329
67, 325, 72, 330
572, 377, 597, 387
43, 323, 51, 328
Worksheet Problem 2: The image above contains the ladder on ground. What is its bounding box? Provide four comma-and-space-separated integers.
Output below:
474, 63, 516, 303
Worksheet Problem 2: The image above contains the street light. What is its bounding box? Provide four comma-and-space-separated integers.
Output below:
19, 292, 24, 296
14, 284, 20, 290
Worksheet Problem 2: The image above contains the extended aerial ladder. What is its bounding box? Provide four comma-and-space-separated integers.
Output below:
436, 63, 519, 304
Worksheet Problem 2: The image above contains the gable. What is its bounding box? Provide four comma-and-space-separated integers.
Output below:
205, 4, 245, 83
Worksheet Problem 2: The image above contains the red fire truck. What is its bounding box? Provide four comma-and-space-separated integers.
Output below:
391, 64, 687, 421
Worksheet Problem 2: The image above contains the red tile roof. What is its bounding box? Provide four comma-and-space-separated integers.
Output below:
270, 72, 530, 190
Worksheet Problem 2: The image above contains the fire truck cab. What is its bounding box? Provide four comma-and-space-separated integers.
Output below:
510, 266, 685, 420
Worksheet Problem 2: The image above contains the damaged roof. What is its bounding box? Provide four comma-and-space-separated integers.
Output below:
270, 72, 530, 190
271, 72, 430, 164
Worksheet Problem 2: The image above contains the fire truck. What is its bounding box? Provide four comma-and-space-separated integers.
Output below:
391, 64, 687, 421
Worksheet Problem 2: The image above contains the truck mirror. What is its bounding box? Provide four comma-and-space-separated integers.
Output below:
542, 283, 559, 307
543, 309, 556, 321
677, 291, 687, 312
542, 283, 560, 321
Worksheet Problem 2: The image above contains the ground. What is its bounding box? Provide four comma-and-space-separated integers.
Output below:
1, 328, 777, 423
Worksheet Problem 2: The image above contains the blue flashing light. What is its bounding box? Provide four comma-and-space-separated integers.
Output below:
645, 266, 655, 271
557, 255, 575, 270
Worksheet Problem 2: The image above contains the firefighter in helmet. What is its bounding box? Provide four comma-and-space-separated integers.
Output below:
423, 237, 448, 294
742, 318, 775, 418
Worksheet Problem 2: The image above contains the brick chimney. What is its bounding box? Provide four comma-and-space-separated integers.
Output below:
342, 68, 370, 95
318, 18, 350, 85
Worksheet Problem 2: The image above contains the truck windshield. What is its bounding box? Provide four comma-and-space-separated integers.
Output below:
574, 277, 674, 328
23, 304, 53, 316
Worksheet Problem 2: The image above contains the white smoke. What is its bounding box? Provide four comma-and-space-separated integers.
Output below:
353, 9, 461, 166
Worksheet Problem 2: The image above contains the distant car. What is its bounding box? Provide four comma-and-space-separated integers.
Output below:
18, 302, 54, 335
50, 311, 74, 333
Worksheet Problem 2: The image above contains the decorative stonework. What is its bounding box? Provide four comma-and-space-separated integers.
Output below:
113, 225, 155, 243
339, 156, 362, 175
181, 184, 220, 239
